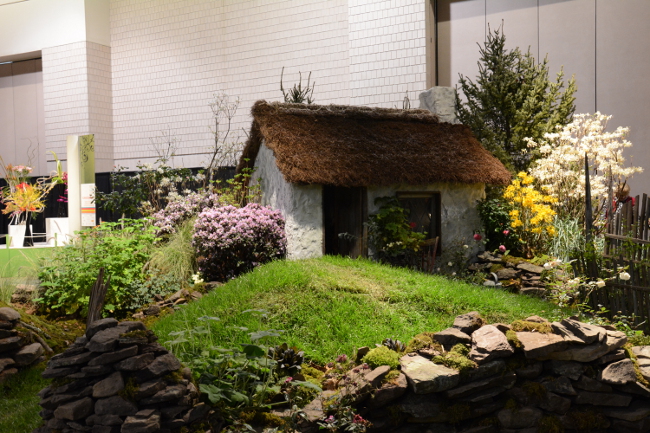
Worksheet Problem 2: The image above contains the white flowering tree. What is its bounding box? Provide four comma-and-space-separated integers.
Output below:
526, 112, 643, 226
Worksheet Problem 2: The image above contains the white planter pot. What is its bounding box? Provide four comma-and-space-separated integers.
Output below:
8, 224, 26, 248
46, 217, 70, 246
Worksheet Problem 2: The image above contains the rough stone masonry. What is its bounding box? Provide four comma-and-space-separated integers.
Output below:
32, 318, 212, 433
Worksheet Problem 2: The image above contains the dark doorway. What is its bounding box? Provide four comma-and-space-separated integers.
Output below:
323, 186, 367, 258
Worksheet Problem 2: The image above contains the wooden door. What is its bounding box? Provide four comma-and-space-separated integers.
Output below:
323, 186, 367, 258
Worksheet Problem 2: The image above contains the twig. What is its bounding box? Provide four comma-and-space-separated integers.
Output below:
19, 320, 52, 340
27, 330, 54, 354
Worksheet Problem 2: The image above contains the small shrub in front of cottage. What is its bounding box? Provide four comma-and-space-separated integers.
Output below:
37, 219, 156, 317
152, 191, 222, 237
193, 203, 287, 281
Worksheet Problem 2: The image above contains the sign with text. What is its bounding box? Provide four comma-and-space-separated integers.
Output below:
81, 183, 96, 226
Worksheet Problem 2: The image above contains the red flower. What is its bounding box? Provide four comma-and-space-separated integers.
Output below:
473, 234, 482, 241
409, 222, 417, 229
503, 230, 510, 235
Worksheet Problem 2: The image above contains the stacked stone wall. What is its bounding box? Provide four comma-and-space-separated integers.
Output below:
0, 307, 47, 384
301, 313, 650, 433
33, 319, 212, 433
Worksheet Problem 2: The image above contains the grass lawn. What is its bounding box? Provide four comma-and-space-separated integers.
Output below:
0, 366, 50, 433
0, 247, 53, 303
152, 256, 562, 364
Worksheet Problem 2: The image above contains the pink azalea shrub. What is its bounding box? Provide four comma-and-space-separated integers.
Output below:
152, 192, 222, 236
193, 203, 287, 281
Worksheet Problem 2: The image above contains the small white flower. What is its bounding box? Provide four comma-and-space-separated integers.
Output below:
463, 244, 469, 249
543, 262, 553, 270
451, 272, 457, 276
448, 262, 453, 267
619, 272, 631, 281
596, 280, 606, 288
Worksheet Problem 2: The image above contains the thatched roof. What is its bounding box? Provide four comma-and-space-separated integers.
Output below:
237, 100, 511, 187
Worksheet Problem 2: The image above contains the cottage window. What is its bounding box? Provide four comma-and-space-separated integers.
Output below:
396, 192, 441, 253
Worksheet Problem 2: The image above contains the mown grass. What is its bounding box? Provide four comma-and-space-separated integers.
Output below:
0, 366, 50, 433
152, 256, 561, 364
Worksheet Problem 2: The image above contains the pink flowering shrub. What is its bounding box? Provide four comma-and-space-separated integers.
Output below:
193, 203, 287, 280
152, 192, 222, 236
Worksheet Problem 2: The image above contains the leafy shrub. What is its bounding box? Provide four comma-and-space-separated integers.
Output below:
148, 217, 198, 286
478, 196, 513, 252
361, 345, 400, 369
37, 219, 155, 317
193, 203, 287, 281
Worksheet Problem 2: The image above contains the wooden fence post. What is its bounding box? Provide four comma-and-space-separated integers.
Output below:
86, 267, 111, 328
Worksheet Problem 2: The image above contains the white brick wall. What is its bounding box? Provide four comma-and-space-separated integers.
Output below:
42, 41, 114, 172
348, 0, 427, 107
110, 0, 428, 170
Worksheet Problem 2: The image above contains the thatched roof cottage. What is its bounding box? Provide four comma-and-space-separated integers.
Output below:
237, 100, 511, 260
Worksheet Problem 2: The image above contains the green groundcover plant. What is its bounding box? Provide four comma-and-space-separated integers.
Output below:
36, 219, 160, 317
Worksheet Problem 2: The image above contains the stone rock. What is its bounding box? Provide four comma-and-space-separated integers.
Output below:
600, 358, 637, 385
560, 318, 606, 344
615, 381, 650, 398
398, 392, 447, 422
0, 357, 15, 372
550, 321, 586, 344
596, 348, 627, 364
49, 351, 95, 369
0, 329, 17, 339
13, 342, 44, 366
542, 376, 576, 396
53, 397, 94, 420
497, 407, 543, 429
87, 345, 138, 366
134, 379, 167, 400
121, 414, 161, 433
632, 345, 650, 359
182, 402, 210, 424
67, 420, 92, 431
81, 364, 114, 376
0, 320, 13, 330
452, 311, 484, 334
0, 367, 18, 383
419, 86, 459, 123
42, 366, 79, 379
301, 391, 335, 422
400, 354, 460, 394
86, 322, 146, 353
144, 304, 161, 316
135, 353, 181, 382
602, 402, 650, 422
520, 287, 545, 297
367, 372, 408, 408
469, 325, 514, 363
515, 362, 543, 379
140, 384, 186, 405
85, 318, 118, 340
574, 375, 613, 392
516, 331, 566, 359
87, 413, 124, 426
575, 390, 632, 406
447, 371, 516, 400
548, 360, 583, 380
0, 336, 23, 352
516, 263, 544, 274
355, 346, 370, 363
538, 391, 571, 414
548, 330, 627, 362
95, 395, 138, 416
0, 307, 20, 322
496, 268, 519, 280
463, 359, 506, 383
433, 327, 471, 350
47, 417, 68, 429
93, 371, 124, 398
115, 353, 155, 371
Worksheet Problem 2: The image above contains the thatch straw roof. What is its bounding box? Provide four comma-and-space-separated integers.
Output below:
237, 100, 511, 187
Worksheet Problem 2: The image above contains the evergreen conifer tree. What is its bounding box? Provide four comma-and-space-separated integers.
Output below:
455, 26, 577, 173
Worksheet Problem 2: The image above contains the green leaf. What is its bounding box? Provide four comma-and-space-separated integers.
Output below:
240, 344, 266, 358
199, 383, 226, 404
249, 329, 283, 342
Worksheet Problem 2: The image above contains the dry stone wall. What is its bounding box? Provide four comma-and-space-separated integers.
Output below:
301, 313, 650, 433
33, 318, 212, 433
0, 306, 47, 384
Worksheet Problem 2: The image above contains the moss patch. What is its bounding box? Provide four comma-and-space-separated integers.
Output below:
538, 415, 564, 433
510, 320, 552, 334
405, 332, 440, 353
564, 409, 609, 431
362, 346, 400, 369
506, 329, 522, 349
623, 344, 650, 387
431, 344, 476, 375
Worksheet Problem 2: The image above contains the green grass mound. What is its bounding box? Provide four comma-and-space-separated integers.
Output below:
152, 256, 559, 364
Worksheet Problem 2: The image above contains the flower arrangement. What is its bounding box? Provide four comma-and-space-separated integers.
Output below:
1, 163, 54, 225
503, 172, 557, 258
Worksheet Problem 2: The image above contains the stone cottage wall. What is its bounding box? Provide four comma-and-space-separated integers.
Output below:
300, 313, 650, 433
33, 319, 212, 433
254, 142, 324, 260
